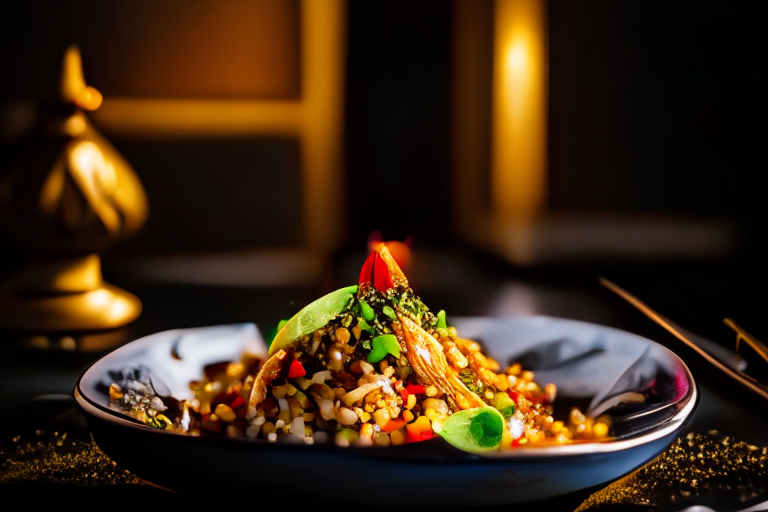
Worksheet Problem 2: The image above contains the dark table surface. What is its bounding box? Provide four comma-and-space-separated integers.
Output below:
2, 245, 767, 510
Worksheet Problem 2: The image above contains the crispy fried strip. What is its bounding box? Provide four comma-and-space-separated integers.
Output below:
396, 314, 486, 411
371, 243, 409, 289
246, 349, 287, 419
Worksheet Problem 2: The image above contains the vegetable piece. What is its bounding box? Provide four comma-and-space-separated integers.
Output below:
287, 359, 306, 379
383, 418, 407, 433
358, 251, 376, 287
491, 392, 515, 417
359, 249, 396, 292
406, 384, 426, 395
437, 310, 447, 329
359, 301, 375, 322
440, 407, 505, 452
357, 316, 373, 332
405, 416, 433, 442
367, 334, 400, 363
269, 285, 358, 356
382, 305, 396, 319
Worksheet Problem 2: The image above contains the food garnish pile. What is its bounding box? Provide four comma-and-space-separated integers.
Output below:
108, 244, 610, 452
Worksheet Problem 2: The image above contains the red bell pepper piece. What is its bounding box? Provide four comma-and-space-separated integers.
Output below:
230, 395, 246, 410
287, 359, 306, 378
399, 388, 409, 402
406, 384, 426, 395
383, 418, 407, 433
405, 427, 434, 443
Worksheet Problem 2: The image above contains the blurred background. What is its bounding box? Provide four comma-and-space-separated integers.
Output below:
0, 0, 766, 345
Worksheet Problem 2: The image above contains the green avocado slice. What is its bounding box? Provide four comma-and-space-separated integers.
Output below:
268, 285, 358, 356
440, 407, 505, 453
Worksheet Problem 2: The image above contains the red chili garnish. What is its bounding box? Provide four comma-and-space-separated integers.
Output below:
406, 384, 426, 395
359, 249, 396, 292
399, 389, 409, 402
511, 438, 520, 448
383, 418, 407, 433
287, 359, 306, 378
507, 390, 520, 404
372, 252, 394, 291
230, 395, 246, 410
420, 430, 433, 441
358, 251, 376, 287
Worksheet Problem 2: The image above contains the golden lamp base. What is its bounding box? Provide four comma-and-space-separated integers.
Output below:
0, 283, 142, 332
0, 254, 142, 351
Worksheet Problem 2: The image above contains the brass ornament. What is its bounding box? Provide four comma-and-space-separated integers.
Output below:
0, 45, 148, 341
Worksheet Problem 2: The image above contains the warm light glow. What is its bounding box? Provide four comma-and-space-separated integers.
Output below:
492, 0, 547, 225
506, 42, 527, 73
109, 297, 130, 321
61, 45, 103, 110
87, 289, 111, 308
65, 141, 121, 235
70, 141, 118, 195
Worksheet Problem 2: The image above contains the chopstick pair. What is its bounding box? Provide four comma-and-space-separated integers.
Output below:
598, 277, 768, 403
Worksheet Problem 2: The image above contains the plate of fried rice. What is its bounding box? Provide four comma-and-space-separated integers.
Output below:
74, 246, 696, 505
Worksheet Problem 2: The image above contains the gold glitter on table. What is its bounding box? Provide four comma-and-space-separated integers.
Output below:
576, 430, 768, 510
0, 430, 143, 486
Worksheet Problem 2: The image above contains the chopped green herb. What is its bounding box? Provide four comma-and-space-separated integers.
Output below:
360, 300, 375, 322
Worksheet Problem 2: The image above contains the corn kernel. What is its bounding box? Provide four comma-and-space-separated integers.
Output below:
214, 403, 236, 422
373, 408, 390, 428
360, 423, 374, 437
406, 394, 417, 410
403, 410, 415, 423
390, 429, 406, 445
425, 386, 437, 397
352, 325, 362, 340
